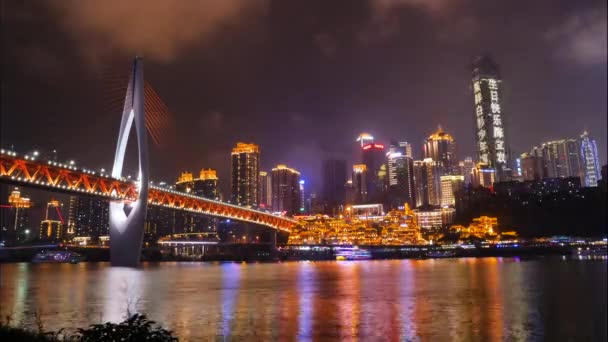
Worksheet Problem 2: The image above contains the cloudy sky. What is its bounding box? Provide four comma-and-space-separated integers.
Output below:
2, 0, 606, 195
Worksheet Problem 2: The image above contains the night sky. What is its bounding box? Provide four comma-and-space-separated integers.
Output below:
2, 0, 606, 197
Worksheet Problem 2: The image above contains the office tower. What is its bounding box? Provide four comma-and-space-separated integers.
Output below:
440, 175, 464, 207
352, 164, 368, 204
258, 171, 272, 209
401, 141, 413, 158
472, 163, 496, 187
175, 169, 220, 200
413, 159, 442, 207
362, 143, 386, 202
459, 157, 475, 184
271, 164, 301, 215
67, 195, 109, 244
387, 142, 416, 207
231, 143, 260, 207
322, 159, 347, 212
472, 55, 510, 179
423, 127, 457, 175
580, 131, 601, 187
39, 199, 64, 242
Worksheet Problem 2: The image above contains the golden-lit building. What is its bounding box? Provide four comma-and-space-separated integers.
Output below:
39, 199, 65, 242
423, 126, 457, 175
176, 168, 220, 200
231, 143, 260, 207
289, 203, 424, 245
440, 175, 464, 207
472, 163, 496, 187
451, 216, 508, 240
271, 164, 301, 215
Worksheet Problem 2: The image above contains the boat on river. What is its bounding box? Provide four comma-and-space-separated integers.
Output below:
32, 250, 84, 264
335, 247, 372, 260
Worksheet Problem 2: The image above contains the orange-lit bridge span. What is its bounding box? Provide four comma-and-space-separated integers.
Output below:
0, 152, 295, 232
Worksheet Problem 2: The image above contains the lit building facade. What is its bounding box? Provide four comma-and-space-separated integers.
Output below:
387, 141, 416, 207
440, 175, 464, 207
39, 199, 65, 243
472, 163, 496, 188
459, 157, 475, 185
5, 188, 31, 244
472, 55, 510, 180
175, 169, 220, 200
230, 143, 260, 207
362, 143, 387, 202
271, 164, 301, 215
67, 195, 109, 244
413, 158, 442, 207
258, 171, 272, 209
356, 133, 374, 147
413, 207, 455, 230
580, 131, 601, 187
423, 127, 457, 175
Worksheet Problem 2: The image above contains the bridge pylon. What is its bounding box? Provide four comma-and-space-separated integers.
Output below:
109, 57, 149, 267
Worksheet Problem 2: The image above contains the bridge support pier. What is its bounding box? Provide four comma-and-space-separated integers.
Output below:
270, 230, 278, 259
109, 57, 149, 267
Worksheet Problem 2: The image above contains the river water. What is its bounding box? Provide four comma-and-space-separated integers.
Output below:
1, 257, 606, 341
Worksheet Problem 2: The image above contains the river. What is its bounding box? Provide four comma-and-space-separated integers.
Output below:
1, 257, 606, 341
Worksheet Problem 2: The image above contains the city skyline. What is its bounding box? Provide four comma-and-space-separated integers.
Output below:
2, 0, 607, 197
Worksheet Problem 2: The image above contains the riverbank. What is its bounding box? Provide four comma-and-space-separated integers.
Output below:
1, 242, 605, 263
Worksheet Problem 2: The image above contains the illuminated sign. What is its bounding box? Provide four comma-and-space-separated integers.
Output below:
362, 145, 372, 150
373, 144, 384, 149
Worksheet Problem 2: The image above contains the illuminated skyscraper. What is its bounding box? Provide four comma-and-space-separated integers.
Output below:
258, 171, 272, 209
356, 133, 374, 147
580, 131, 601, 187
271, 164, 301, 215
5, 188, 31, 244
472, 163, 496, 188
387, 141, 416, 207
423, 127, 457, 175
362, 143, 386, 202
440, 175, 464, 207
413, 159, 442, 207
175, 169, 220, 200
472, 55, 510, 179
231, 143, 260, 207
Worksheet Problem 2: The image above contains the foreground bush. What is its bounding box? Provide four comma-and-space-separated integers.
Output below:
0, 314, 178, 341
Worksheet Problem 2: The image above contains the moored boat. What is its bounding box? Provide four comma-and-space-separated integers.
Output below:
32, 250, 84, 263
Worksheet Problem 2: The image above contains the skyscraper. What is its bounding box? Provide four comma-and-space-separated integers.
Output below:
472, 55, 510, 179
534, 139, 582, 180
39, 199, 64, 243
387, 142, 416, 207
230, 143, 260, 207
271, 164, 301, 215
362, 143, 386, 202
258, 171, 272, 209
423, 127, 457, 175
413, 158, 442, 207
440, 175, 464, 207
580, 131, 601, 187
352, 164, 368, 204
459, 157, 475, 184
321, 159, 347, 213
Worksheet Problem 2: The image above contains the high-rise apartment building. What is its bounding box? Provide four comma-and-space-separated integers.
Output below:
39, 199, 64, 243
230, 143, 260, 207
322, 159, 347, 212
459, 157, 475, 185
423, 127, 457, 175
472, 55, 510, 180
271, 164, 301, 215
67, 195, 109, 244
258, 171, 272, 209
440, 175, 464, 207
580, 131, 601, 187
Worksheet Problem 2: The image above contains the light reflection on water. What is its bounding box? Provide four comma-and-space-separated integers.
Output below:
0, 257, 606, 341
